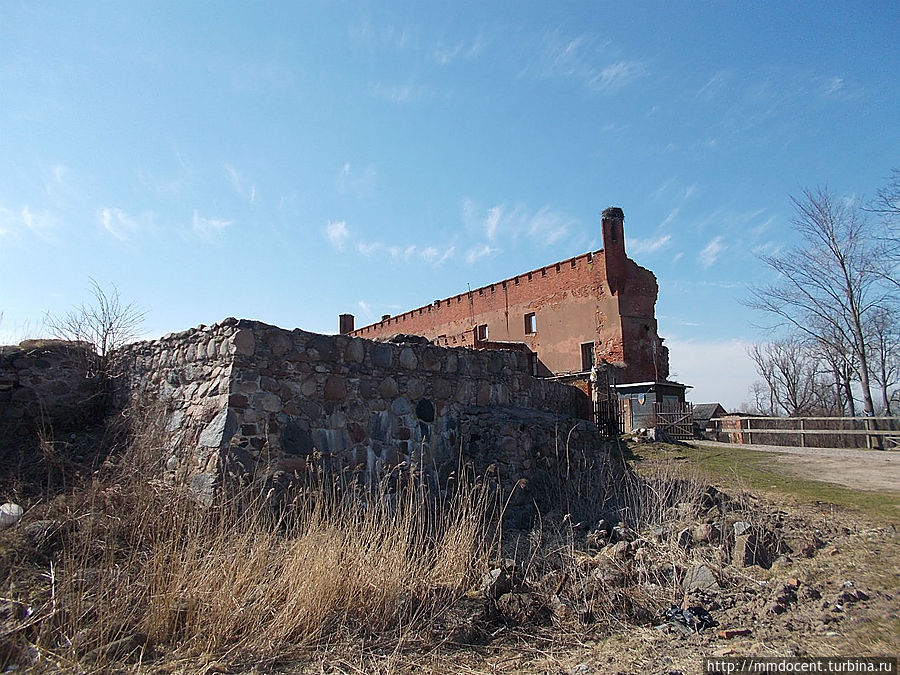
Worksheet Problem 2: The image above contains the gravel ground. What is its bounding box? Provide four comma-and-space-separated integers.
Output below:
689, 440, 900, 493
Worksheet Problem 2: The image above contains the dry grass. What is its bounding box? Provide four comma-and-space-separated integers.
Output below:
1, 402, 499, 671
3, 426, 829, 673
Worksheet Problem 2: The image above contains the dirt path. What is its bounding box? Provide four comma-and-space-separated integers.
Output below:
690, 440, 900, 493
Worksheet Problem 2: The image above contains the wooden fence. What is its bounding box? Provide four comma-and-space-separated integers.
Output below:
708, 415, 900, 449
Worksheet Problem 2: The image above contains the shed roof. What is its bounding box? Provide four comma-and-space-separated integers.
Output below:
693, 403, 728, 420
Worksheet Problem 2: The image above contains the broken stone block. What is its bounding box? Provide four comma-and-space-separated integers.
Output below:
682, 564, 720, 593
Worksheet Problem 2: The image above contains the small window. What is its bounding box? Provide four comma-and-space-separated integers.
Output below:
581, 342, 595, 372
524, 313, 536, 334
476, 324, 488, 341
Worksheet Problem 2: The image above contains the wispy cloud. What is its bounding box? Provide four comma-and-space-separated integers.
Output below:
325, 220, 350, 251
369, 82, 447, 104
192, 209, 231, 237
700, 236, 725, 268
20, 206, 58, 241
527, 206, 570, 244
432, 33, 486, 65
356, 240, 455, 265
357, 300, 374, 320
465, 243, 500, 264
463, 199, 575, 245
336, 162, 377, 197
224, 163, 256, 204
658, 207, 680, 229
588, 60, 647, 92
527, 30, 646, 95
484, 206, 502, 240
814, 74, 860, 100
349, 21, 413, 52
696, 70, 732, 101
421, 245, 455, 265
628, 234, 672, 255
99, 207, 140, 241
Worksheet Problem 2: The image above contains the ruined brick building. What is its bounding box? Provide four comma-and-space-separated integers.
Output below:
341, 207, 686, 417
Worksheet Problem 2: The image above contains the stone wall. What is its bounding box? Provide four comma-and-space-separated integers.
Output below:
0, 341, 99, 443
116, 318, 606, 512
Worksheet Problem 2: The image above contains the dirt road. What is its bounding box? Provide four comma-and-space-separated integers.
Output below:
691, 440, 900, 493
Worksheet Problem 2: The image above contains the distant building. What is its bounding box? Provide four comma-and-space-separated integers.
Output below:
340, 207, 686, 407
692, 402, 729, 438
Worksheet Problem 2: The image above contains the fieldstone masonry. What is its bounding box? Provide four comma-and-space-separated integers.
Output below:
116, 318, 608, 509
0, 340, 99, 440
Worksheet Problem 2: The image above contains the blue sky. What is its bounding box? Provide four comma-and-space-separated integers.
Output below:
1, 2, 898, 410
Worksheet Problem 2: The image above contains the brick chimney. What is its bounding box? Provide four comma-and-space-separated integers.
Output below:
339, 313, 355, 334
601, 206, 626, 295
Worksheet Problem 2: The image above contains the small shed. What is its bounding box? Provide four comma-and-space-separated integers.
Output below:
692, 402, 728, 439
613, 381, 690, 433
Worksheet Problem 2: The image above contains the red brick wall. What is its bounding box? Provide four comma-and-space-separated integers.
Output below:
351, 211, 669, 383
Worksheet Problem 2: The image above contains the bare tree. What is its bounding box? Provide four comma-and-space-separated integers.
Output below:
807, 319, 858, 416
45, 280, 145, 386
746, 187, 896, 417
866, 305, 900, 415
748, 337, 829, 416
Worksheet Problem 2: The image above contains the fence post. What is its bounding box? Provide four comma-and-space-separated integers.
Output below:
800, 418, 805, 448
746, 417, 752, 445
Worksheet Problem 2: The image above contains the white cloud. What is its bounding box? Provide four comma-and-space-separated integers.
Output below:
696, 70, 732, 100
666, 338, 757, 411
627, 234, 672, 255
823, 76, 843, 95
99, 207, 140, 241
658, 207, 680, 229
528, 206, 570, 244
369, 82, 446, 104
465, 243, 499, 264
484, 206, 502, 240
699, 236, 725, 268
325, 220, 350, 251
588, 60, 647, 92
357, 300, 374, 320
192, 209, 231, 236
20, 206, 58, 241
432, 33, 486, 65
337, 162, 377, 196
464, 199, 575, 245
355, 239, 454, 266
224, 163, 256, 204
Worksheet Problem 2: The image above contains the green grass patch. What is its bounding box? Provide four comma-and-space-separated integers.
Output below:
627, 441, 900, 525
